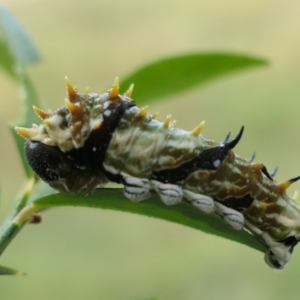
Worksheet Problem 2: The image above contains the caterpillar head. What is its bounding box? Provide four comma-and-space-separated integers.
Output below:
16, 77, 135, 193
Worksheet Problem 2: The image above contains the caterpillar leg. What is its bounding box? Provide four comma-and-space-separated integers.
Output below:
244, 219, 263, 235
183, 190, 215, 214
262, 232, 298, 269
214, 202, 244, 230
150, 180, 183, 205
264, 250, 287, 270
245, 221, 298, 269
121, 173, 151, 202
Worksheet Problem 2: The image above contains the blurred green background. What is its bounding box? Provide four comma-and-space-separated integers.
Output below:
1, 0, 300, 299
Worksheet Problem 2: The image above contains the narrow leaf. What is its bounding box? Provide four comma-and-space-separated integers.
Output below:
32, 188, 267, 253
0, 5, 40, 66
121, 53, 267, 104
10, 74, 40, 177
0, 6, 41, 176
0, 40, 17, 78
0, 265, 26, 276
126, 296, 159, 300
10, 129, 32, 177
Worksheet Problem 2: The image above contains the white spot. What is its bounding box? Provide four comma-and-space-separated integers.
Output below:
92, 147, 96, 152
213, 159, 221, 168
104, 110, 112, 117
103, 101, 110, 109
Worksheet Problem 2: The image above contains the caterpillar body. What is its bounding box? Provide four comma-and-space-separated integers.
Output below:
15, 77, 300, 270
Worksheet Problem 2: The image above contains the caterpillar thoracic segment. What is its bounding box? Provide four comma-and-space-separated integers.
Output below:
15, 77, 300, 270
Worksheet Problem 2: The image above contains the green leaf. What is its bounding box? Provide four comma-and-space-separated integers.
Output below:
0, 265, 26, 276
32, 188, 267, 254
0, 6, 41, 177
0, 5, 40, 66
121, 53, 267, 104
0, 40, 17, 78
10, 129, 31, 176
15, 72, 40, 126
10, 74, 40, 178
126, 296, 159, 300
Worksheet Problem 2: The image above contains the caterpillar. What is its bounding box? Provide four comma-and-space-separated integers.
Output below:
15, 77, 300, 270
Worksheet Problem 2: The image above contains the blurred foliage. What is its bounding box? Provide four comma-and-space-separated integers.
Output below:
121, 53, 267, 104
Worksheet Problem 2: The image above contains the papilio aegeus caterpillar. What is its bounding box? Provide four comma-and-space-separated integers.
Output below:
15, 77, 300, 270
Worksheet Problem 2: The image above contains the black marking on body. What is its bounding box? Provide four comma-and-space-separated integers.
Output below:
67, 98, 135, 172
280, 236, 299, 253
268, 251, 284, 269
214, 194, 254, 212
151, 127, 244, 184
105, 171, 122, 184
151, 145, 231, 183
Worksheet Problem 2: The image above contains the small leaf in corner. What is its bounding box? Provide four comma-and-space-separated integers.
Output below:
0, 265, 27, 276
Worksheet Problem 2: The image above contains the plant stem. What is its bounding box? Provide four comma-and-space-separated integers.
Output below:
0, 178, 38, 256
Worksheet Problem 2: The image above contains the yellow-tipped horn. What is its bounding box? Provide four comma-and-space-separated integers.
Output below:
65, 98, 79, 114
152, 112, 160, 119
253, 163, 263, 171
33, 106, 50, 120
292, 190, 299, 201
163, 115, 172, 128
15, 127, 35, 139
192, 121, 205, 137
279, 176, 300, 192
124, 83, 134, 98
109, 77, 119, 99
93, 121, 101, 130
138, 106, 149, 118
65, 76, 77, 101
43, 119, 55, 130
279, 181, 292, 191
